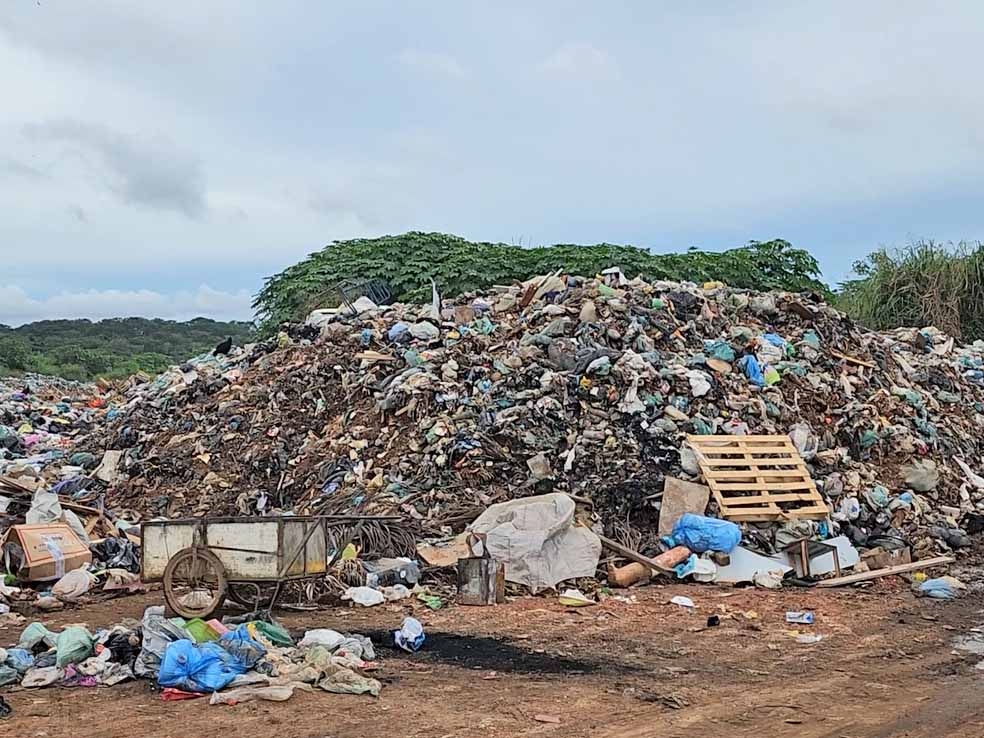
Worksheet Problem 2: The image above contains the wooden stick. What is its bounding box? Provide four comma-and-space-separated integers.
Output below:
816, 555, 954, 588
829, 349, 877, 369
598, 534, 676, 574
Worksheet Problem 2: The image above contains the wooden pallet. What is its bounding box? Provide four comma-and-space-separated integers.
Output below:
686, 435, 828, 522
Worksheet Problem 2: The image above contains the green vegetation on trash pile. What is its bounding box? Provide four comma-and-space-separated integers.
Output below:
837, 241, 984, 341
253, 231, 829, 330
0, 317, 254, 381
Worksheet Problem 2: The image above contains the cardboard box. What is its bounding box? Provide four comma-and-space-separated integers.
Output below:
861, 546, 912, 571
1, 523, 92, 581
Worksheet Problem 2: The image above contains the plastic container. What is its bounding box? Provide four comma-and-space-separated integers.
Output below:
184, 618, 220, 644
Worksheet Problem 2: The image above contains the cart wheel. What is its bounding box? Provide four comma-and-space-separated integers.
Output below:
227, 582, 279, 610
163, 546, 227, 619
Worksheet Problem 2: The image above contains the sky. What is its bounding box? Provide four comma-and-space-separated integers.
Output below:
2, 1, 984, 326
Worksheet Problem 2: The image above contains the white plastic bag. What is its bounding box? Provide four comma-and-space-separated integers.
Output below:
342, 586, 385, 607
393, 617, 425, 653
52, 568, 96, 602
298, 629, 346, 650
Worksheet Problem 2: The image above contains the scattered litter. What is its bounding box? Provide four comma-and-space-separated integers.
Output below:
393, 617, 425, 653
558, 589, 596, 607
670, 595, 696, 609
785, 611, 815, 625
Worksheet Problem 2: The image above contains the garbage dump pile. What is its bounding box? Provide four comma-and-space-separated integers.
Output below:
0, 374, 105, 482
1, 375, 142, 616
82, 272, 984, 561
0, 374, 111, 531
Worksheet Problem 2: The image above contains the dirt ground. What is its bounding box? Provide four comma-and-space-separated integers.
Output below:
3, 574, 984, 738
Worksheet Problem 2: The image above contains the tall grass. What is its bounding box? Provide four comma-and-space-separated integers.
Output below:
838, 241, 984, 340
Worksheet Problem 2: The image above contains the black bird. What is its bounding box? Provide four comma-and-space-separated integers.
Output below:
213, 336, 233, 356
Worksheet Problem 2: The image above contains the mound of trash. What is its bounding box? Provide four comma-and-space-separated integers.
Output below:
74, 271, 984, 561
1, 375, 110, 526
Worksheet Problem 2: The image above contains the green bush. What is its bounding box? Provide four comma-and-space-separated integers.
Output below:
0, 336, 31, 371
0, 318, 254, 382
254, 232, 828, 330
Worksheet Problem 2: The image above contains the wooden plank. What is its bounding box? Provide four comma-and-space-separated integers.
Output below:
695, 446, 801, 456
828, 348, 877, 368
816, 556, 954, 587
712, 481, 816, 492
704, 469, 812, 479
597, 534, 673, 574
724, 510, 829, 522
718, 493, 826, 505
723, 505, 828, 516
689, 434, 791, 442
699, 458, 807, 468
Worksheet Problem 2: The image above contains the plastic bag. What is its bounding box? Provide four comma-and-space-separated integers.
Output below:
673, 554, 717, 582
919, 577, 964, 600
336, 635, 375, 662
134, 606, 190, 678
18, 622, 57, 651
788, 423, 818, 460
89, 537, 141, 573
342, 586, 385, 607
298, 629, 346, 651
218, 627, 267, 670
22, 666, 61, 688
158, 640, 246, 693
738, 355, 764, 386
246, 620, 293, 648
686, 369, 712, 397
904, 459, 939, 492
393, 617, 425, 653
364, 557, 421, 587
4, 648, 35, 674
209, 684, 304, 705
668, 513, 741, 554
55, 626, 94, 667
0, 665, 18, 687
317, 664, 382, 696
52, 567, 96, 602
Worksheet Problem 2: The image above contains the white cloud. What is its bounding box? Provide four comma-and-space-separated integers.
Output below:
536, 42, 620, 82
24, 119, 206, 218
0, 285, 253, 326
398, 49, 469, 80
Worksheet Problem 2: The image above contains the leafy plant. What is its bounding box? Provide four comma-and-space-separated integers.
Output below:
254, 232, 828, 331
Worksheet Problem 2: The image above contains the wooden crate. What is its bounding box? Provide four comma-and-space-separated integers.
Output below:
686, 435, 828, 522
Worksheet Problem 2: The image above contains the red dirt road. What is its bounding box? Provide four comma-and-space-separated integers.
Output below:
3, 579, 983, 738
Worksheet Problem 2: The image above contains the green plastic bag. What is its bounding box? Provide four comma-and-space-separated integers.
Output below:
17, 622, 57, 650
247, 620, 293, 648
55, 626, 94, 667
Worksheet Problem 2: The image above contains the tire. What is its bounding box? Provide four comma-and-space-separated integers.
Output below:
227, 581, 280, 610
163, 546, 227, 619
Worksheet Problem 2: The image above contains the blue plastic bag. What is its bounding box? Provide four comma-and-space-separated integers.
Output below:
4, 648, 35, 674
761, 333, 787, 350
668, 513, 741, 553
919, 578, 959, 600
388, 322, 409, 342
218, 626, 267, 669
158, 640, 246, 693
738, 355, 765, 386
